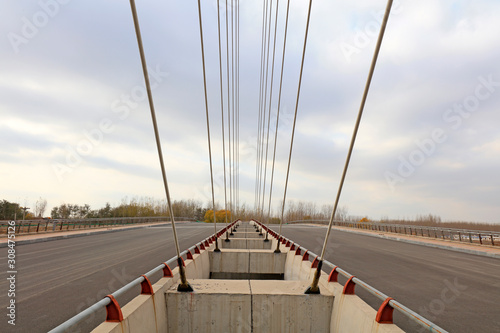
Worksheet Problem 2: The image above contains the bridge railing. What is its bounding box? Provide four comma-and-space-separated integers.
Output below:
255, 220, 449, 333
48, 220, 240, 333
287, 219, 500, 246
0, 216, 198, 235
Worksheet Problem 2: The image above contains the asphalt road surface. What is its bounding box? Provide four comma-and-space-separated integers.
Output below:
1, 222, 499, 332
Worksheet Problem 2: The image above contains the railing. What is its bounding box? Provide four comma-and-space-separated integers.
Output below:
48, 220, 240, 333
287, 219, 500, 247
255, 220, 449, 333
0, 216, 198, 235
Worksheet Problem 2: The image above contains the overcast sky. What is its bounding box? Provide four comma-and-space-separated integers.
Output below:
1, 0, 499, 223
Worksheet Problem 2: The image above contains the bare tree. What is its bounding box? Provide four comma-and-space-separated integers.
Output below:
335, 205, 349, 221
34, 197, 48, 218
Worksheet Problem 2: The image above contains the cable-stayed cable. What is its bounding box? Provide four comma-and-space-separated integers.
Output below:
255, 0, 270, 212
260, 0, 281, 221
196, 0, 220, 253
306, 0, 394, 294
216, 0, 230, 240
257, 0, 274, 219
225, 0, 233, 220
274, 0, 313, 253
266, 0, 291, 239
128, 0, 192, 291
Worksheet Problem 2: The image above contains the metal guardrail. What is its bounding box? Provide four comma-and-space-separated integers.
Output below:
287, 219, 500, 246
254, 220, 449, 333
0, 216, 198, 235
48, 220, 239, 332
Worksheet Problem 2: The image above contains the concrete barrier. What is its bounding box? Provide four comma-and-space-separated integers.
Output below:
209, 249, 286, 278
230, 231, 264, 238
220, 238, 273, 249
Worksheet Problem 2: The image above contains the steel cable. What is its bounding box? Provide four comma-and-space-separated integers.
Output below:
128, 0, 191, 290
217, 0, 230, 237
260, 0, 281, 223
306, 0, 394, 294
275, 0, 313, 253
266, 0, 291, 238
196, 0, 220, 252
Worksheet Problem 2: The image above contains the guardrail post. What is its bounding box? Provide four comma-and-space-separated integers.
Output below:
27, 223, 31, 233
343, 276, 356, 295
441, 230, 445, 239
163, 263, 174, 277
105, 295, 123, 322
140, 275, 154, 295
327, 267, 339, 283
311, 256, 319, 268
478, 234, 483, 245
468, 232, 472, 243
491, 235, 495, 246
375, 297, 394, 324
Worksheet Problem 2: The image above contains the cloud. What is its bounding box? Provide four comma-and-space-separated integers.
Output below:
0, 0, 499, 223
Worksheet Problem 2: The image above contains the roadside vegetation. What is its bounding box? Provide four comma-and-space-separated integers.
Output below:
1, 198, 498, 232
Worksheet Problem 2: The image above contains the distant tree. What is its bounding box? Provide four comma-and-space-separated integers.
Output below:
34, 197, 48, 218
78, 204, 91, 218
0, 200, 23, 220
195, 207, 206, 221
204, 210, 231, 223
51, 207, 60, 219
99, 203, 112, 218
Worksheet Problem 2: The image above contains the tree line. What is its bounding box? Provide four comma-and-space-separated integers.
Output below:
2, 197, 497, 231
49, 197, 208, 220
0, 198, 47, 220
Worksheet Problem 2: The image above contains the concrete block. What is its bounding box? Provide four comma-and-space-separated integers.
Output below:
152, 278, 177, 333
249, 251, 286, 274
91, 322, 123, 333
210, 249, 250, 273
121, 295, 157, 333
231, 232, 263, 239
209, 250, 286, 275
165, 280, 251, 333
220, 238, 273, 250
250, 280, 334, 333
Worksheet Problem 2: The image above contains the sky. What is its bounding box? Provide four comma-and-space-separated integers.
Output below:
1, 0, 499, 223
